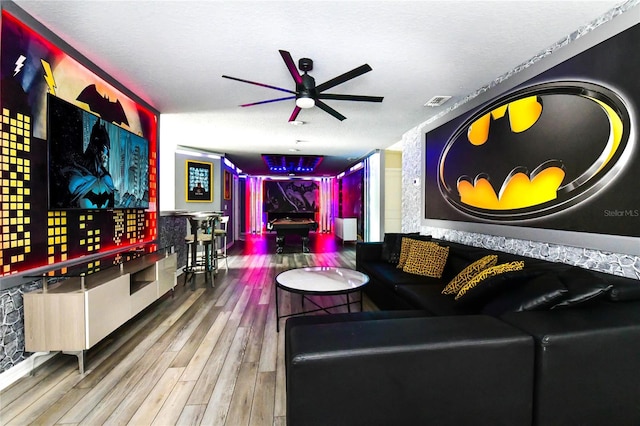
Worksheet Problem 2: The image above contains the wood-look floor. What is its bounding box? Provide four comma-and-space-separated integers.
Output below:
0, 233, 375, 425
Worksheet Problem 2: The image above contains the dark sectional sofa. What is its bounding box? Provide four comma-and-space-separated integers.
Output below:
285, 235, 640, 426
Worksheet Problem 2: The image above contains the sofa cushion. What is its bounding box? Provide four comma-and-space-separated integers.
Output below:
395, 235, 433, 269
455, 261, 526, 302
481, 272, 568, 316
396, 237, 416, 269
441, 253, 478, 283
551, 266, 613, 308
403, 241, 449, 278
608, 277, 640, 302
362, 261, 443, 287
381, 232, 422, 264
442, 255, 498, 295
285, 310, 430, 330
501, 303, 640, 426
396, 283, 479, 315
286, 315, 534, 426
356, 241, 383, 264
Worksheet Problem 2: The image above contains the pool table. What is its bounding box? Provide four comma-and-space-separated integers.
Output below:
267, 218, 318, 253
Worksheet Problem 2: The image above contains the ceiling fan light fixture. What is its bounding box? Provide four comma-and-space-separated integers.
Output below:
296, 95, 315, 109
223, 50, 381, 121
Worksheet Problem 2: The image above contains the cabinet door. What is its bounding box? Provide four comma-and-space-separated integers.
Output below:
343, 218, 358, 241
131, 280, 158, 317
336, 218, 357, 242
157, 253, 177, 296
86, 274, 130, 348
335, 218, 344, 239
24, 291, 85, 351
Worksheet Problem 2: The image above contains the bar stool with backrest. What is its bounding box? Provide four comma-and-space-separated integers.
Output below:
213, 216, 229, 270
184, 213, 217, 290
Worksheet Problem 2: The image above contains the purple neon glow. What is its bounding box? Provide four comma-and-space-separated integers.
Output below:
279, 50, 303, 85
221, 75, 296, 94
289, 106, 301, 122
241, 96, 296, 107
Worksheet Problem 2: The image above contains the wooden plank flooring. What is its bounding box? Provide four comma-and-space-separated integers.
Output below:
0, 233, 374, 425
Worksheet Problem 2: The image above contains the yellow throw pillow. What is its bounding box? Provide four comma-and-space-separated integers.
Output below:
396, 237, 417, 269
402, 241, 450, 278
442, 255, 498, 295
455, 261, 525, 300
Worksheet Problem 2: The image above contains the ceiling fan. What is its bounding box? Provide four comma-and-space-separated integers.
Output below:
222, 50, 383, 121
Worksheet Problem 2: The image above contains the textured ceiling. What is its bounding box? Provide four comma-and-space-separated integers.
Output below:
11, 0, 624, 175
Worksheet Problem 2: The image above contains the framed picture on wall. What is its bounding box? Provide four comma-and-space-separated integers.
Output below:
186, 160, 213, 202
224, 170, 232, 200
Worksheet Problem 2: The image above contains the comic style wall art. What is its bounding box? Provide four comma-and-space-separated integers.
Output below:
186, 160, 213, 202
424, 22, 640, 240
0, 9, 158, 275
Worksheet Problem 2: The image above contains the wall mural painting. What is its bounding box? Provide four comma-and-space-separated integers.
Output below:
48, 94, 150, 210
425, 22, 640, 239
263, 180, 319, 213
0, 10, 158, 276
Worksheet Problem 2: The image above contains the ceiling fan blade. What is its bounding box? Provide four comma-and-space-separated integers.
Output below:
241, 96, 296, 107
279, 50, 303, 85
289, 106, 302, 122
222, 75, 296, 95
317, 93, 384, 102
315, 100, 346, 121
315, 64, 373, 93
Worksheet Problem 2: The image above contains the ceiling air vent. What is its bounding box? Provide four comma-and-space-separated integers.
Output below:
424, 96, 451, 107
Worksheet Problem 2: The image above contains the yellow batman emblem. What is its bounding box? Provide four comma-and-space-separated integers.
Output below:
437, 82, 631, 220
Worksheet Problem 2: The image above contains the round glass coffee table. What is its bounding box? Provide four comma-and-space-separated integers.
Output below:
275, 266, 370, 332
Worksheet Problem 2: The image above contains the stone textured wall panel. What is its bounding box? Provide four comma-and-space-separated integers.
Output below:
159, 215, 188, 268
0, 280, 42, 373
422, 226, 640, 280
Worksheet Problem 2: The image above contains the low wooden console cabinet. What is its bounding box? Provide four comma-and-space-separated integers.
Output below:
24, 251, 177, 373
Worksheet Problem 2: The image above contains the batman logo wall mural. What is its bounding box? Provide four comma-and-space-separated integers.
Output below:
436, 81, 631, 221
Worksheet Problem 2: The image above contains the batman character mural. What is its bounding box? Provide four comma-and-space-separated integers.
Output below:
436, 81, 631, 221
62, 119, 115, 209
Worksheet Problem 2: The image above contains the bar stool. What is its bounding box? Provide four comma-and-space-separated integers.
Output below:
184, 214, 217, 290
213, 216, 229, 270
